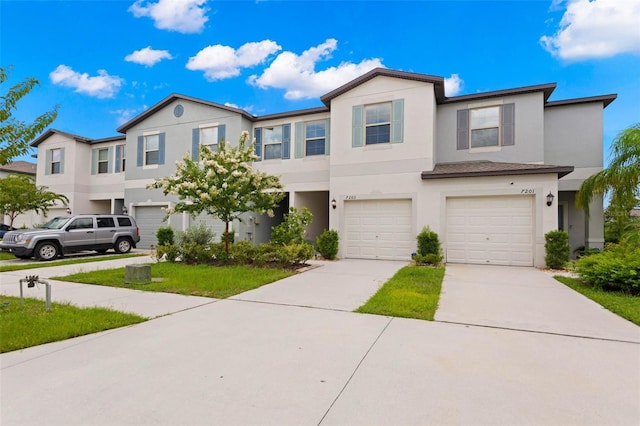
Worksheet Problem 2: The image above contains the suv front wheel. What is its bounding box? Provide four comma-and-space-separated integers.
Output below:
114, 237, 132, 254
35, 242, 59, 261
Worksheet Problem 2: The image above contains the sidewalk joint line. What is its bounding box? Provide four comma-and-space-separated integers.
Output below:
317, 317, 394, 426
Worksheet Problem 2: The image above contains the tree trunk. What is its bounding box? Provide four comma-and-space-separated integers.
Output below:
224, 221, 230, 253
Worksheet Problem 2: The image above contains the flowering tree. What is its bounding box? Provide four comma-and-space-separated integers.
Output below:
148, 131, 284, 252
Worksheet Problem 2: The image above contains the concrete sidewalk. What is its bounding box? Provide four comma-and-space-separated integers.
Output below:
435, 264, 640, 342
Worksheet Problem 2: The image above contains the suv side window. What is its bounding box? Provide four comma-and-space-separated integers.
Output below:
117, 217, 132, 227
97, 217, 116, 228
68, 218, 94, 230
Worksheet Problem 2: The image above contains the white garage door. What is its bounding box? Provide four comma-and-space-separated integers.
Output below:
344, 199, 413, 261
135, 206, 167, 248
446, 196, 533, 266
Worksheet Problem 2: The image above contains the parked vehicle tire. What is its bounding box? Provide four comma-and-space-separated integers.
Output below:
114, 237, 132, 254
95, 249, 108, 254
35, 242, 59, 261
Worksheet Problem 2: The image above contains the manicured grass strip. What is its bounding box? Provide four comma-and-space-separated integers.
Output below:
0, 295, 146, 353
555, 276, 640, 326
53, 263, 294, 299
0, 253, 146, 273
356, 266, 445, 321
0, 252, 17, 261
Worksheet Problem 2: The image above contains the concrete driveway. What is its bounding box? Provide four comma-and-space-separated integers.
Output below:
436, 264, 640, 343
1, 259, 639, 425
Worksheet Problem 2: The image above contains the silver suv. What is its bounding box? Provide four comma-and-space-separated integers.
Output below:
0, 215, 140, 261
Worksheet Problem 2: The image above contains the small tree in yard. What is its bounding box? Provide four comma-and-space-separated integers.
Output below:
270, 207, 313, 245
148, 131, 284, 253
545, 230, 570, 269
0, 175, 68, 226
414, 226, 443, 266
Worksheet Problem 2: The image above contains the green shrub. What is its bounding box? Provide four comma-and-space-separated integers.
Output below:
417, 226, 440, 257
181, 242, 213, 265
545, 230, 570, 269
220, 230, 235, 244
271, 207, 313, 245
230, 240, 258, 265
316, 229, 339, 260
575, 245, 640, 293
176, 222, 215, 246
156, 227, 174, 246
155, 244, 180, 262
413, 253, 443, 266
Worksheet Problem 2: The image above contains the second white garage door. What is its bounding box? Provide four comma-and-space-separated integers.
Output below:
446, 196, 534, 266
135, 206, 167, 248
344, 199, 413, 260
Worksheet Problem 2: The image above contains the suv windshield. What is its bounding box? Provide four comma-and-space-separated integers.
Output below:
41, 217, 71, 229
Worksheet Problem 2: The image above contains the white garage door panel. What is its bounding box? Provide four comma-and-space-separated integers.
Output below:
446, 196, 533, 266
135, 206, 166, 249
345, 199, 412, 261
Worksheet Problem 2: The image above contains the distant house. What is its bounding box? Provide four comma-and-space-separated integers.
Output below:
30, 68, 615, 267
0, 160, 41, 228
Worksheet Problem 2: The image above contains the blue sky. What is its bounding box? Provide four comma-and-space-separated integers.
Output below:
2, 0, 639, 163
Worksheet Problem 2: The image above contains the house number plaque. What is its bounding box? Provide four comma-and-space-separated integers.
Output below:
520, 189, 535, 194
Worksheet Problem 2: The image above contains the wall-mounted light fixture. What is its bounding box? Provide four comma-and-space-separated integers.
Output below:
331, 198, 337, 210
66, 207, 72, 215
122, 205, 128, 215
546, 192, 555, 207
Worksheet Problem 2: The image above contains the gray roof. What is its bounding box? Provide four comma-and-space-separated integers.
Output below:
545, 94, 617, 109
421, 161, 574, 179
0, 160, 37, 175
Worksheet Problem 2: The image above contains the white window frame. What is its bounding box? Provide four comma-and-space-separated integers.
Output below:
469, 106, 501, 150
144, 133, 160, 166
97, 148, 109, 174
263, 125, 282, 160
364, 102, 391, 145
50, 148, 62, 174
305, 120, 326, 156
199, 124, 219, 151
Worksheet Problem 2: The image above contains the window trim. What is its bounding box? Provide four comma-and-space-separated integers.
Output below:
97, 148, 109, 174
262, 125, 283, 160
199, 123, 219, 151
304, 120, 326, 156
364, 102, 392, 145
144, 133, 160, 167
469, 106, 501, 150
50, 148, 62, 175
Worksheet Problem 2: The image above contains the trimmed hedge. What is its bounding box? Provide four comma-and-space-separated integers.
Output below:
545, 230, 570, 269
575, 245, 640, 294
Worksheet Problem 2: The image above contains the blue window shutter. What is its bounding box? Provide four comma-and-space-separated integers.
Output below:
294, 122, 304, 158
158, 133, 165, 165
352, 105, 363, 147
391, 99, 404, 143
59, 148, 65, 174
282, 123, 291, 159
115, 145, 122, 173
501, 103, 515, 146
192, 128, 199, 160
45, 149, 52, 175
218, 124, 226, 145
325, 118, 331, 155
457, 109, 469, 150
107, 146, 114, 173
254, 128, 262, 161
137, 136, 144, 166
91, 149, 97, 175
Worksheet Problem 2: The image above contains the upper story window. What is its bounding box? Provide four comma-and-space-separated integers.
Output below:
145, 134, 159, 165
200, 126, 219, 150
263, 126, 283, 160
365, 103, 391, 145
305, 121, 326, 156
116, 144, 126, 173
191, 124, 225, 160
50, 148, 62, 174
457, 103, 515, 151
97, 148, 109, 174
352, 99, 403, 148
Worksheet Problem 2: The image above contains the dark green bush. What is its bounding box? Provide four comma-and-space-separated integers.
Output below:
575, 245, 640, 293
156, 227, 174, 246
545, 230, 570, 269
181, 242, 213, 265
271, 207, 313, 245
413, 253, 443, 266
316, 229, 339, 260
230, 240, 258, 264
417, 226, 440, 257
176, 223, 215, 246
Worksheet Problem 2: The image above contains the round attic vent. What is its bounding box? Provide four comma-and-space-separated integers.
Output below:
173, 104, 184, 118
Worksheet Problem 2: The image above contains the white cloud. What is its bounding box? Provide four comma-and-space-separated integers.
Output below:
112, 107, 146, 125
129, 0, 208, 34
49, 65, 124, 98
248, 39, 384, 100
540, 0, 640, 60
186, 40, 281, 81
125, 46, 173, 67
224, 102, 254, 113
444, 74, 463, 96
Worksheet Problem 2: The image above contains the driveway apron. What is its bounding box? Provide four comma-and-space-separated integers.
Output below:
230, 259, 408, 311
435, 264, 640, 342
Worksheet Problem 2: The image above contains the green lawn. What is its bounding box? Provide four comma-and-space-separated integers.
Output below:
0, 295, 146, 353
53, 262, 294, 299
0, 252, 16, 261
356, 266, 445, 320
555, 276, 640, 326
0, 253, 146, 273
